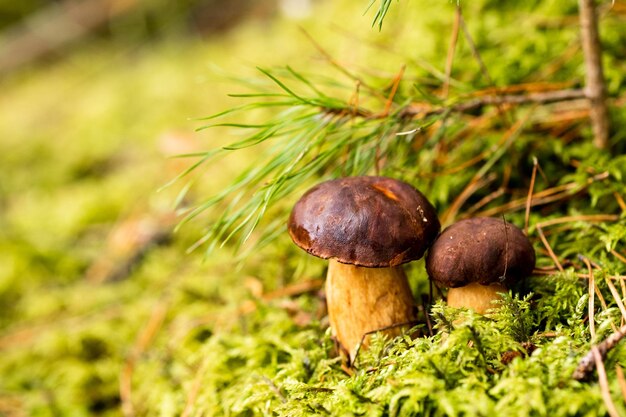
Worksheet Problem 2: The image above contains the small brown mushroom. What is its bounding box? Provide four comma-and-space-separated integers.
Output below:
289, 176, 440, 362
426, 217, 535, 314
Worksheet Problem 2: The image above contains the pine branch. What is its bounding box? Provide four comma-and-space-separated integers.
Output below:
367, 0, 611, 147
578, 0, 611, 149
399, 89, 586, 118
182, 64, 606, 253
323, 88, 586, 121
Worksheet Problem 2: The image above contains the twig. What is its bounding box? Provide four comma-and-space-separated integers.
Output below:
616, 366, 626, 403
474, 82, 575, 96
443, 114, 529, 224
533, 269, 626, 282
583, 256, 597, 340
613, 191, 626, 212
459, 14, 494, 86
465, 188, 505, 216
350, 81, 361, 120
620, 277, 626, 327
475, 172, 610, 217
443, 173, 497, 225
382, 65, 406, 116
525, 157, 539, 235
573, 323, 626, 380
611, 249, 626, 265
536, 226, 564, 273
578, 255, 611, 315
462, 165, 510, 215
120, 300, 169, 417
180, 361, 209, 417
400, 89, 586, 118
592, 347, 621, 417
443, 5, 462, 98
578, 0, 611, 149
432, 152, 488, 177
325, 88, 617, 124
605, 275, 626, 321
375, 65, 406, 174
535, 213, 618, 229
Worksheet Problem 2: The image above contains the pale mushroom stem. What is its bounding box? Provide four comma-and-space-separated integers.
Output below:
325, 259, 416, 363
446, 281, 508, 314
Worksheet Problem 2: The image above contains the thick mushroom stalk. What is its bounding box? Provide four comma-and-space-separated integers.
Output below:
288, 176, 440, 362
326, 260, 415, 360
446, 282, 508, 314
426, 217, 535, 314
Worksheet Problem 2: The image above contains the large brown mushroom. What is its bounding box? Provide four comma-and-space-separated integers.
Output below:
288, 176, 440, 361
426, 217, 535, 314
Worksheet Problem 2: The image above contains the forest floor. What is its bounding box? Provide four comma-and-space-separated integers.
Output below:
1, 1, 625, 416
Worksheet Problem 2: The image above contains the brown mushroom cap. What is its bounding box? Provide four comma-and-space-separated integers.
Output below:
426, 217, 535, 288
288, 176, 440, 267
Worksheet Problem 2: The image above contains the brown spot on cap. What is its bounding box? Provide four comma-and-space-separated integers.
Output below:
288, 176, 441, 267
371, 183, 399, 201
425, 217, 536, 288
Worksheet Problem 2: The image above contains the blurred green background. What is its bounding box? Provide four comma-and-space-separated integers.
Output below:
0, 1, 423, 414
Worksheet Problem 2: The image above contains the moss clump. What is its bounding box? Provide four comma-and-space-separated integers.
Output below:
133, 285, 626, 416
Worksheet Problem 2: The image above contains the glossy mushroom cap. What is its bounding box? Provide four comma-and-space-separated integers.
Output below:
426, 217, 535, 288
288, 176, 440, 267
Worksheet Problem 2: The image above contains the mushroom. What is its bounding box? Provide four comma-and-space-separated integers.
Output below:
288, 176, 440, 361
426, 217, 535, 314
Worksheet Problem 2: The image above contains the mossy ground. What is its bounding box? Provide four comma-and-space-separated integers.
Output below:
1, 1, 625, 416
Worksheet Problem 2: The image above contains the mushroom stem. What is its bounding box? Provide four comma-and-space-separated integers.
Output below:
446, 281, 508, 314
325, 259, 416, 362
